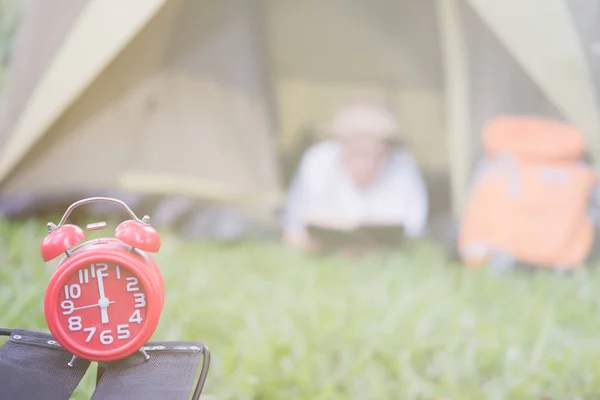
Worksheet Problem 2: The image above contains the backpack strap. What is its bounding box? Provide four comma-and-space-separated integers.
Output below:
469, 153, 521, 197
495, 153, 520, 196
0, 328, 91, 400
91, 341, 210, 400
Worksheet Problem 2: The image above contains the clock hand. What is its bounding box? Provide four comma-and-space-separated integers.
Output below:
96, 269, 110, 324
72, 301, 115, 311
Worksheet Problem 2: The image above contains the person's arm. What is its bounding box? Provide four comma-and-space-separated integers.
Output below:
400, 152, 429, 238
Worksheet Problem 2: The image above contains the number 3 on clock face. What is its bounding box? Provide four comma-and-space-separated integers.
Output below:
56, 262, 148, 351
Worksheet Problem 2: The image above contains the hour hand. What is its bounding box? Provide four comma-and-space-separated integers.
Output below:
101, 309, 109, 324
98, 297, 110, 324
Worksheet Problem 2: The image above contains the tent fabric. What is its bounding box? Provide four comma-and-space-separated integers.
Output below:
465, 0, 600, 162
567, 0, 600, 93
0, 0, 598, 229
0, 0, 281, 234
0, 0, 88, 150
0, 0, 170, 187
458, 0, 564, 183
0, 0, 279, 198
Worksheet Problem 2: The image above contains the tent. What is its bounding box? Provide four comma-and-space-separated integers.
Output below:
0, 0, 598, 235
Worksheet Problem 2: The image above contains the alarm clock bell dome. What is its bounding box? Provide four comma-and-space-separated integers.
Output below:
114, 220, 161, 253
40, 224, 86, 262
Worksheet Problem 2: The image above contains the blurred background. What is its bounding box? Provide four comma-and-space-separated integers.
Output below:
2, 0, 600, 399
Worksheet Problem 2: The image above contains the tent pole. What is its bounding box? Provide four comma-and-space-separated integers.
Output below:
435, 0, 471, 219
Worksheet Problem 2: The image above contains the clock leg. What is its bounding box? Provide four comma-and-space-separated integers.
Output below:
67, 355, 78, 368
139, 348, 150, 361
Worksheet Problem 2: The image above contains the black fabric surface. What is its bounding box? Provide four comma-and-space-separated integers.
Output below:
0, 329, 90, 400
91, 342, 204, 400
0, 329, 208, 399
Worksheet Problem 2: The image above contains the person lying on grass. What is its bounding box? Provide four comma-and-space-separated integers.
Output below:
281, 99, 428, 254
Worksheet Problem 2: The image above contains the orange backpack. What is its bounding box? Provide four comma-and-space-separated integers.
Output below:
458, 115, 597, 270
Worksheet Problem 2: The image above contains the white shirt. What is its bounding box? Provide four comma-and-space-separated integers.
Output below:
282, 140, 428, 238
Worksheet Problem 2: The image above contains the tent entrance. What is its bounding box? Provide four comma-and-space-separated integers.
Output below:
266, 0, 450, 226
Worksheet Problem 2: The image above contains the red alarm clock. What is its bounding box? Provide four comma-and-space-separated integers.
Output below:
41, 197, 165, 362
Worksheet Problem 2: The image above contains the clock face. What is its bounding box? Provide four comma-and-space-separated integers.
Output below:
55, 262, 148, 353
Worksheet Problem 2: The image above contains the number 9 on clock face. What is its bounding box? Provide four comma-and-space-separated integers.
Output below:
56, 262, 148, 352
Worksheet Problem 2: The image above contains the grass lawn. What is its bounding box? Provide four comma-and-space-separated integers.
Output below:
1, 218, 600, 399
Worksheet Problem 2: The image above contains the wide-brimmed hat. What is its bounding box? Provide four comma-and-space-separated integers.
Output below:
327, 101, 400, 140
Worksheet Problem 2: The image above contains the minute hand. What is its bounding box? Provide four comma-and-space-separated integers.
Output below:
96, 269, 110, 324
73, 301, 115, 311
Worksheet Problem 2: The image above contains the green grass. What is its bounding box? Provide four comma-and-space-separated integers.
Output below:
2, 218, 600, 399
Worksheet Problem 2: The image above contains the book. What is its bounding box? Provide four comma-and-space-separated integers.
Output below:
307, 223, 405, 251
